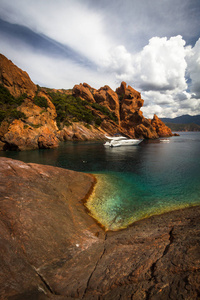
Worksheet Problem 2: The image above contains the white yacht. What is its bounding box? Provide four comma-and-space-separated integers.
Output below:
160, 139, 170, 143
104, 135, 142, 147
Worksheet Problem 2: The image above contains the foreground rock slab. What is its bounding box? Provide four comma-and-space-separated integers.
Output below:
0, 158, 199, 300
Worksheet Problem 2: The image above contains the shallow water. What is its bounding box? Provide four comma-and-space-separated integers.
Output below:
1, 132, 200, 230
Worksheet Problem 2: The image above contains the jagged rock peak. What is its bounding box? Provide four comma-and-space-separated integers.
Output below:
151, 114, 173, 137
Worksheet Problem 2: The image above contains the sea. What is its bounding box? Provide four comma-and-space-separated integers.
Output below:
1, 132, 200, 230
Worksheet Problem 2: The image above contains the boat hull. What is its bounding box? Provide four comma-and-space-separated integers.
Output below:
104, 137, 141, 147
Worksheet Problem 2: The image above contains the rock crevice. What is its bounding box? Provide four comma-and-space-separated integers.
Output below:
82, 233, 108, 299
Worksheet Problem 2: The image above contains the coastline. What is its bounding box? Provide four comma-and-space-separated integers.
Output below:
0, 157, 199, 299
85, 173, 200, 231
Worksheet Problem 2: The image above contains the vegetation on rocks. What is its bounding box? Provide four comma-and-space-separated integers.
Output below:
91, 102, 118, 122
33, 95, 48, 109
0, 53, 176, 151
46, 90, 117, 129
0, 84, 27, 124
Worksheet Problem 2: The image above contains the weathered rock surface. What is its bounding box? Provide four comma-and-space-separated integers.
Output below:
2, 100, 59, 150
58, 122, 106, 141
151, 114, 173, 137
73, 81, 173, 139
72, 83, 95, 103
0, 54, 37, 98
94, 85, 120, 123
0, 55, 59, 150
0, 157, 199, 299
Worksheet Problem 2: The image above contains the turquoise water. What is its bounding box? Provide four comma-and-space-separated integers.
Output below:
1, 132, 200, 230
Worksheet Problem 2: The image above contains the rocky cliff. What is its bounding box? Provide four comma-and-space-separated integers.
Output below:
0, 53, 37, 98
0, 157, 199, 299
0, 54, 59, 150
0, 54, 173, 151
72, 81, 169, 139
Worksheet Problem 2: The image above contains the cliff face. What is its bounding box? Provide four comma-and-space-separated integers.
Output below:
0, 54, 173, 150
0, 54, 37, 98
72, 81, 172, 139
0, 54, 59, 150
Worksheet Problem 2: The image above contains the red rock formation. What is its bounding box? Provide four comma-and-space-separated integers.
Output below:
1, 96, 59, 151
116, 80, 126, 96
0, 54, 59, 150
58, 122, 106, 141
72, 83, 95, 103
0, 53, 37, 98
94, 85, 120, 123
38, 126, 59, 148
72, 81, 173, 140
151, 114, 173, 137
0, 53, 174, 150
115, 82, 158, 139
3, 119, 39, 150
83, 82, 96, 94
117, 82, 144, 128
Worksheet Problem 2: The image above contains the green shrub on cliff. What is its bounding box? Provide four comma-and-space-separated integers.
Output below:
0, 108, 26, 124
0, 84, 26, 106
9, 110, 27, 121
46, 90, 120, 129
0, 110, 6, 123
47, 91, 103, 129
0, 85, 27, 124
0, 85, 15, 105
34, 96, 48, 109
91, 102, 118, 122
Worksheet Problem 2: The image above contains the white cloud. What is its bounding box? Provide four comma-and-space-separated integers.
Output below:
186, 38, 200, 97
102, 35, 200, 118
0, 0, 114, 64
102, 45, 134, 80
141, 90, 200, 118
134, 36, 187, 92
141, 91, 180, 118
0, 37, 114, 89
103, 36, 187, 92
0, 0, 200, 118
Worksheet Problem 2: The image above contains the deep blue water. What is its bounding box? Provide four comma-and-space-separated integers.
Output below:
1, 132, 200, 230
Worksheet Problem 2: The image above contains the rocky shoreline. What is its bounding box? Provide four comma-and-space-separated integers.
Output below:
0, 157, 199, 299
0, 54, 175, 151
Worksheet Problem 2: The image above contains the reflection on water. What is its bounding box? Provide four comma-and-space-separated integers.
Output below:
1, 133, 200, 230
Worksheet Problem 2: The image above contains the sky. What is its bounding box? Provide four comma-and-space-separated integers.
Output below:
0, 0, 200, 118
